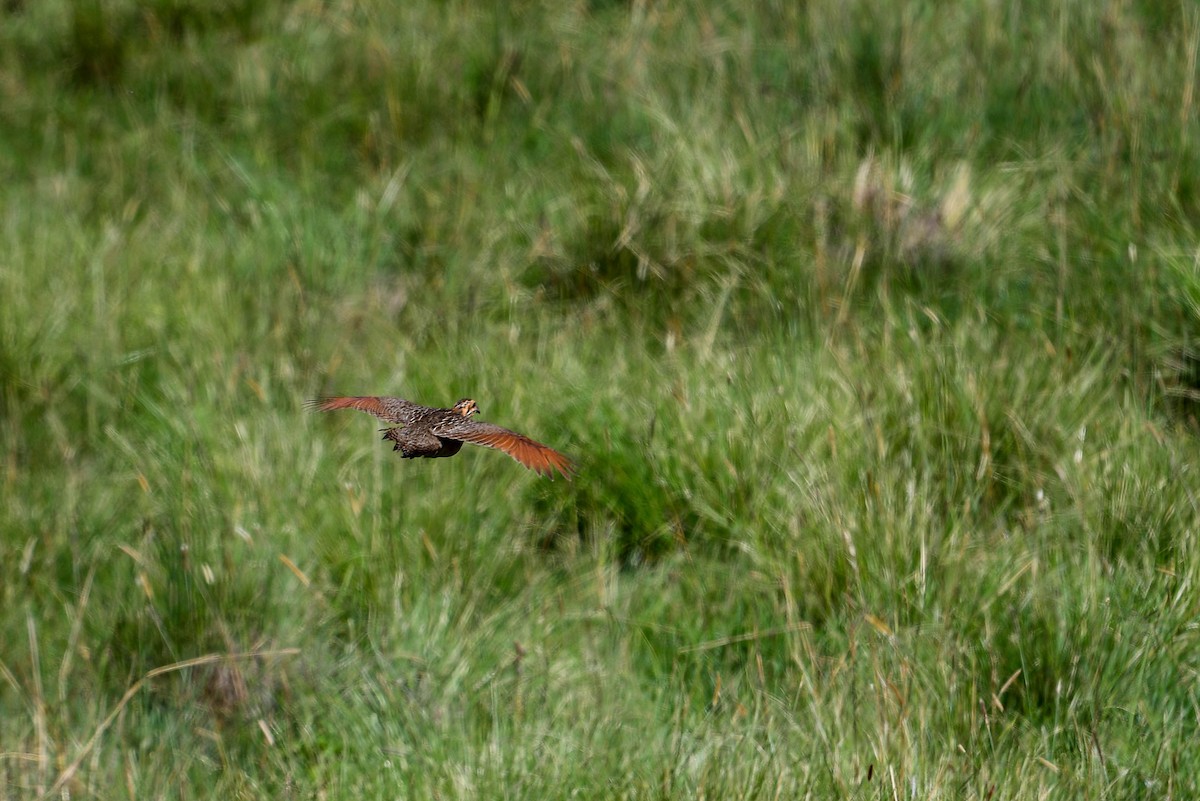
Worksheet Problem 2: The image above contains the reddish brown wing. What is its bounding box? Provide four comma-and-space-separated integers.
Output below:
306, 396, 418, 424
434, 420, 576, 479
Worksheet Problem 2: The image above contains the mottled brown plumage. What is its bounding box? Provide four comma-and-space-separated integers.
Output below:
308, 396, 575, 479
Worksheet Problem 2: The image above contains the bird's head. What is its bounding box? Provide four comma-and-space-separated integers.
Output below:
454, 398, 480, 417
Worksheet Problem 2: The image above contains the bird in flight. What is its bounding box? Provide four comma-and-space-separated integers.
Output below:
308, 396, 576, 479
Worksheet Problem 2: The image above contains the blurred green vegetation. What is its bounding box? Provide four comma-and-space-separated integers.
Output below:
3, 0, 1200, 797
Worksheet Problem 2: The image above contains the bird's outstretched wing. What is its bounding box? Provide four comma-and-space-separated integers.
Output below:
433, 419, 576, 479
306, 396, 421, 424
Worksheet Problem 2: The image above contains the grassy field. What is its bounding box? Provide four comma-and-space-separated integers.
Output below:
4, 0, 1200, 797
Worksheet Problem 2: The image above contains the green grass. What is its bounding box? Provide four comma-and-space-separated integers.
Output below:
4, 0, 1200, 797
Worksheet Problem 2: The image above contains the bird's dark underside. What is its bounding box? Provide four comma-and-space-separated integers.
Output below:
382, 427, 466, 459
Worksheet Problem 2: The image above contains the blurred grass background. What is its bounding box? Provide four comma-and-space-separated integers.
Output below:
4, 0, 1200, 797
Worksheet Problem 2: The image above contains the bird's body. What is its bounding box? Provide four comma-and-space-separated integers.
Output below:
309, 396, 575, 479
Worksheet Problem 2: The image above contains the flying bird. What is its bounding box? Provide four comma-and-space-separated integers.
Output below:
308, 396, 575, 479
